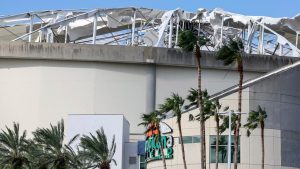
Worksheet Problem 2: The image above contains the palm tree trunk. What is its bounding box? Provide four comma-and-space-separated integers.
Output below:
159, 134, 167, 169
100, 162, 110, 169
261, 122, 265, 169
178, 121, 188, 169
234, 61, 243, 169
195, 43, 206, 169
216, 116, 220, 169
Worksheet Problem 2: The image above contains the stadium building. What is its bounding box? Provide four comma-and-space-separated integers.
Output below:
0, 7, 300, 169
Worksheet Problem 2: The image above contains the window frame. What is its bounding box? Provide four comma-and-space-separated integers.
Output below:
178, 135, 201, 144
209, 135, 240, 164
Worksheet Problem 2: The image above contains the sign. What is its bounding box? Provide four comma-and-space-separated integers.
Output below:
145, 135, 174, 162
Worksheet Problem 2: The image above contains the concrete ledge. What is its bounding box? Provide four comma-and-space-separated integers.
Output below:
0, 41, 297, 72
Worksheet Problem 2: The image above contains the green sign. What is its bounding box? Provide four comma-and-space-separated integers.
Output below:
145, 135, 174, 162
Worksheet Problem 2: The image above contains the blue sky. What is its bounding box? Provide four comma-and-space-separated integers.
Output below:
1, 0, 300, 18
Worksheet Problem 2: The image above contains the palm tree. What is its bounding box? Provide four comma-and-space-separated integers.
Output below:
244, 106, 267, 169
219, 111, 239, 164
138, 111, 167, 169
185, 88, 210, 169
178, 30, 210, 169
32, 120, 79, 169
216, 38, 244, 169
0, 122, 31, 169
186, 89, 214, 122
186, 89, 228, 169
80, 127, 116, 169
212, 101, 230, 169
210, 100, 227, 169
65, 144, 90, 169
159, 93, 187, 169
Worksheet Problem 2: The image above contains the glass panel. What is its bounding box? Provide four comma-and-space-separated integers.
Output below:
139, 155, 146, 169
220, 136, 229, 146
140, 162, 146, 169
210, 135, 239, 146
210, 146, 240, 163
210, 136, 217, 145
140, 155, 145, 162
193, 136, 201, 143
180, 136, 193, 144
210, 135, 240, 163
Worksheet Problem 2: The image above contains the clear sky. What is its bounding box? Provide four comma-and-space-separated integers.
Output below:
1, 0, 300, 18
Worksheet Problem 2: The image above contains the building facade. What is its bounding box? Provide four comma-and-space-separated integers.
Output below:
146, 64, 300, 169
0, 42, 294, 135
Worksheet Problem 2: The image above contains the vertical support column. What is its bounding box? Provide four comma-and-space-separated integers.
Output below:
64, 25, 69, 43
175, 14, 180, 47
279, 44, 283, 56
38, 30, 42, 43
227, 111, 232, 169
198, 17, 201, 36
138, 156, 141, 169
131, 9, 136, 46
247, 22, 254, 53
258, 24, 265, 54
46, 28, 54, 43
220, 15, 224, 45
296, 32, 299, 48
247, 22, 252, 41
168, 15, 173, 48
29, 14, 34, 42
145, 64, 156, 114
92, 13, 98, 44
137, 20, 143, 43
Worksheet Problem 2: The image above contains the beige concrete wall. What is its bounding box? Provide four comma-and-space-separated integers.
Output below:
0, 59, 149, 133
0, 58, 261, 134
155, 66, 260, 107
147, 89, 283, 169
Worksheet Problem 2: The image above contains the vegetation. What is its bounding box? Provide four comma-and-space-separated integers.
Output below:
159, 93, 187, 169
216, 38, 244, 169
32, 120, 79, 169
0, 120, 116, 169
210, 100, 228, 169
80, 128, 116, 169
219, 111, 239, 164
178, 30, 210, 169
0, 123, 30, 169
0, 88, 268, 169
186, 89, 228, 169
139, 111, 167, 169
244, 106, 267, 169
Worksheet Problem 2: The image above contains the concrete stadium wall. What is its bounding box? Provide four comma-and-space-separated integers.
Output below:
250, 65, 300, 169
0, 58, 260, 134
0, 41, 296, 134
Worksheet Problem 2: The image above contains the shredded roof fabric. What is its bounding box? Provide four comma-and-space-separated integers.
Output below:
0, 7, 299, 57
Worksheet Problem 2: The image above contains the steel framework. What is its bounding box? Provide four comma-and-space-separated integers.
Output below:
0, 7, 299, 57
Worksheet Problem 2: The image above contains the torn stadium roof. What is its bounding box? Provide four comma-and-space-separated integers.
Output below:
0, 7, 299, 57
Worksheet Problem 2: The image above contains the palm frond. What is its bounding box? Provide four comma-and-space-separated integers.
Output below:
216, 38, 244, 66
159, 93, 184, 123
244, 105, 268, 137
0, 122, 31, 169
80, 127, 117, 168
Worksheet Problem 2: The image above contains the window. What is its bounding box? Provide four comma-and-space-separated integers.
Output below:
210, 135, 240, 163
139, 155, 146, 169
179, 136, 201, 144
